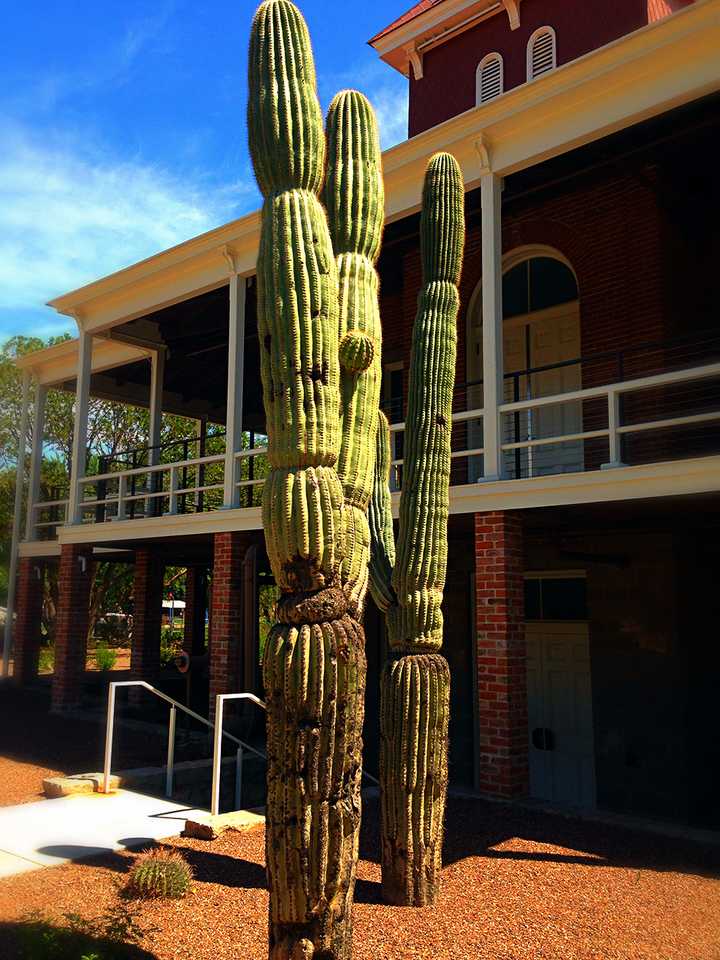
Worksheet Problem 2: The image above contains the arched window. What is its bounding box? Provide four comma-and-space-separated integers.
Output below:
527, 26, 557, 81
476, 52, 504, 104
466, 247, 582, 480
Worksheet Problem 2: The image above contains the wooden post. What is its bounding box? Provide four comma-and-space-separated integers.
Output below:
223, 274, 246, 508
67, 331, 92, 525
2, 372, 31, 678
480, 173, 504, 481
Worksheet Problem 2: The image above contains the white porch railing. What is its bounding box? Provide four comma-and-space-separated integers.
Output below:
23, 360, 720, 540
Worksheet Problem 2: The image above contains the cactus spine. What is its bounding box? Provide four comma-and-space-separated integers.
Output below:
369, 152, 465, 906
249, 3, 383, 957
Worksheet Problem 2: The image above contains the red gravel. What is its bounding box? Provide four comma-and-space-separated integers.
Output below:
0, 797, 718, 959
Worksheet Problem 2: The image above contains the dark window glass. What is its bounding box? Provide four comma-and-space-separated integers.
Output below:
525, 576, 587, 620
502, 261, 529, 318
524, 578, 542, 620
529, 257, 578, 312
388, 368, 403, 423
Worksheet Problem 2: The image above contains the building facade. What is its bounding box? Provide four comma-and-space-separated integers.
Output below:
5, 0, 719, 828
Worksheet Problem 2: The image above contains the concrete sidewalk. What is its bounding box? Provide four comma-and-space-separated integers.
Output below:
0, 790, 207, 878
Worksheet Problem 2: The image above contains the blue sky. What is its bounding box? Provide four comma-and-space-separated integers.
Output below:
0, 1, 408, 342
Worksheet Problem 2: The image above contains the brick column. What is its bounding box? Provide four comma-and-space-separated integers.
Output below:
209, 531, 252, 718
474, 510, 528, 798
184, 566, 207, 657
52, 544, 92, 713
13, 558, 44, 685
130, 549, 164, 686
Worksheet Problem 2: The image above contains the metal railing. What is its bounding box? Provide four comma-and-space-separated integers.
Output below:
24, 351, 720, 539
209, 692, 378, 816
211, 693, 267, 816
103, 680, 264, 812
79, 453, 226, 521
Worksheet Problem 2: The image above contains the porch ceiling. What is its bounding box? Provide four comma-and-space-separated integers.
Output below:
55, 282, 264, 430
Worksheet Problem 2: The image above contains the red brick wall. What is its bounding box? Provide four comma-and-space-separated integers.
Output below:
379, 164, 668, 473
52, 545, 92, 713
209, 531, 253, 717
474, 511, 527, 798
409, 0, 649, 135
13, 558, 44, 685
130, 549, 164, 684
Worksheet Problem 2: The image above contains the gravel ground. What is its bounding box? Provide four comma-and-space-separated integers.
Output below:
0, 797, 718, 960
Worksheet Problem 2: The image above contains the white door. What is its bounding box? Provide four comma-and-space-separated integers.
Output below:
526, 620, 596, 809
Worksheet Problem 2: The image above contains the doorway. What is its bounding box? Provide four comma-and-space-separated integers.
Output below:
525, 572, 596, 808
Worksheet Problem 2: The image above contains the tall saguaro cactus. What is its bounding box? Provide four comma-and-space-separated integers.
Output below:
369, 153, 465, 906
248, 3, 383, 957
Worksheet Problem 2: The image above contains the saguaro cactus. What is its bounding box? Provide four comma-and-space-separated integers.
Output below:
369, 152, 465, 906
248, 3, 383, 957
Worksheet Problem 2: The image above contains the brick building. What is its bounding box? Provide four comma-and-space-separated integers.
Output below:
4, 0, 719, 828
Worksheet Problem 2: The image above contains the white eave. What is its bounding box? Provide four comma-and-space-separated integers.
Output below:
369, 0, 522, 78
15, 336, 151, 386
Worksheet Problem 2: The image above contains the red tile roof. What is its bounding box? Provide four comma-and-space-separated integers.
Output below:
369, 0, 447, 45
647, 0, 694, 21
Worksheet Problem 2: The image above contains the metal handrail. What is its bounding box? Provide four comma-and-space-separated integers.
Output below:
102, 681, 263, 803
211, 693, 267, 816
210, 692, 378, 816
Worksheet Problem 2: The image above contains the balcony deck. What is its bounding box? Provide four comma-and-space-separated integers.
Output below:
22, 336, 720, 554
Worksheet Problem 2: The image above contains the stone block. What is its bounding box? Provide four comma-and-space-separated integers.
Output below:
183, 809, 264, 841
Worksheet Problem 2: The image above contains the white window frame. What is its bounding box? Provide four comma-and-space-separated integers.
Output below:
526, 26, 557, 81
476, 52, 504, 105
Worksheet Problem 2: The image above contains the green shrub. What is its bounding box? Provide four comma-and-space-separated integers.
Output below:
126, 848, 192, 899
94, 643, 117, 672
38, 646, 55, 673
159, 627, 183, 667
17, 902, 148, 959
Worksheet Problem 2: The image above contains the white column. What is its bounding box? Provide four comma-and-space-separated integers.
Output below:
146, 349, 165, 515
2, 372, 31, 678
67, 330, 92, 525
25, 382, 48, 541
480, 172, 505, 481
223, 274, 246, 508
148, 349, 165, 465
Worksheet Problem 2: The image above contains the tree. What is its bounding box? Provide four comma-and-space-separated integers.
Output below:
0, 335, 214, 630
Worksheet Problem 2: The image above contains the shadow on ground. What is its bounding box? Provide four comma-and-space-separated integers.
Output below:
0, 917, 159, 959
359, 795, 720, 881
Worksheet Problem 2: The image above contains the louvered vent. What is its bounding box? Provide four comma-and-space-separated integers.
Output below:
528, 28, 556, 80
478, 53, 503, 104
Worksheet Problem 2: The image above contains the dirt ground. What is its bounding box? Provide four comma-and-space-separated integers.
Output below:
1, 796, 718, 960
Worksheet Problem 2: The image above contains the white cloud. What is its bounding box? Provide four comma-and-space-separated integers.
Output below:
318, 60, 409, 150
0, 123, 257, 332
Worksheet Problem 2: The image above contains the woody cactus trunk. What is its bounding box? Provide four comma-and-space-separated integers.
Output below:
369, 153, 465, 906
248, 2, 383, 957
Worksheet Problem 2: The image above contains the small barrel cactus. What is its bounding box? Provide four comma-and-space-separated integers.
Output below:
127, 848, 193, 899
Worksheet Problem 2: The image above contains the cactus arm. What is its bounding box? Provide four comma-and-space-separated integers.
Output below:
368, 410, 397, 613
323, 90, 384, 619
